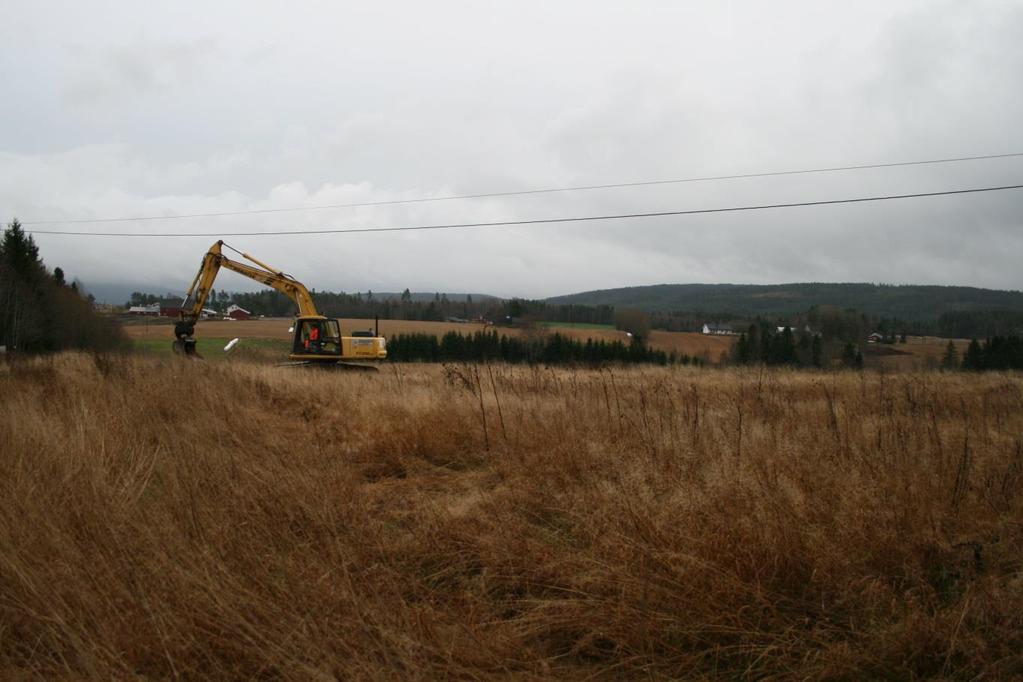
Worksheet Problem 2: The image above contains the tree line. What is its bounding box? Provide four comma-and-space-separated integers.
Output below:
150, 287, 616, 326
386, 330, 702, 366
652, 305, 1023, 340
734, 325, 810, 367
128, 281, 1023, 341
936, 310, 1023, 339
941, 336, 1023, 371
550, 282, 1023, 322
730, 320, 874, 370
1, 220, 127, 354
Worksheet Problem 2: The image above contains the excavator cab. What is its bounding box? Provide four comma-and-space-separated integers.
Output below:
288, 316, 388, 363
291, 316, 342, 360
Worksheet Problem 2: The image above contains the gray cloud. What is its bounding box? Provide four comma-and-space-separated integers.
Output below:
1, 1, 1021, 300
61, 37, 219, 106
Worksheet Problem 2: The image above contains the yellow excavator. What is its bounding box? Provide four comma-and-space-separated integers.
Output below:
173, 240, 386, 368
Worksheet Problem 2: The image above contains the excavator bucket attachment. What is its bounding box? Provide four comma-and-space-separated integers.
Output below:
172, 338, 201, 358
172, 321, 200, 358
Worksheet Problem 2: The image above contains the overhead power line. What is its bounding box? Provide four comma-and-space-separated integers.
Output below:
25, 183, 1023, 238
20, 151, 1023, 225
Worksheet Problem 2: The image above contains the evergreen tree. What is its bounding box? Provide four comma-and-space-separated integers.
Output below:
775, 326, 797, 365
734, 333, 750, 364
758, 323, 772, 363
0, 218, 126, 353
506, 298, 524, 319
841, 341, 860, 368
811, 334, 823, 368
0, 219, 43, 280
962, 339, 984, 371
746, 324, 761, 364
940, 340, 959, 371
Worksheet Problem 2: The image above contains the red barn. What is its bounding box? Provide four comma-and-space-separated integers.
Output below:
226, 304, 251, 320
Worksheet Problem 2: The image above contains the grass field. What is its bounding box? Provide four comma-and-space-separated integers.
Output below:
1, 353, 1021, 678
124, 317, 966, 369
124, 317, 738, 362
133, 336, 291, 361
865, 337, 972, 371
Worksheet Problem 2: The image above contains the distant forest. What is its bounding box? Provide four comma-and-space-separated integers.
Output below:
548, 283, 1023, 321
127, 289, 617, 327
124, 281, 1023, 340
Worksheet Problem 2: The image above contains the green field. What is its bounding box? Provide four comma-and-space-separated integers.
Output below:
133, 337, 290, 360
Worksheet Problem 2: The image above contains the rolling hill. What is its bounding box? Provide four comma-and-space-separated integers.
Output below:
547, 283, 1023, 321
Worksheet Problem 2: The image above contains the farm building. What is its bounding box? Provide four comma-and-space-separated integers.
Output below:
160, 306, 182, 317
702, 323, 735, 335
777, 325, 819, 336
127, 304, 160, 316
226, 304, 252, 321
867, 332, 885, 343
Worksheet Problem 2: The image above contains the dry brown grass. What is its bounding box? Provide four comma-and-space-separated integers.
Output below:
1, 354, 1022, 679
867, 337, 973, 372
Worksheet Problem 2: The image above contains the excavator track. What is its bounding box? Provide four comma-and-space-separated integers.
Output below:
276, 361, 379, 372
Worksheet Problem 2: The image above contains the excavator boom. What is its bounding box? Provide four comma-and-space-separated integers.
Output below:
180, 241, 318, 321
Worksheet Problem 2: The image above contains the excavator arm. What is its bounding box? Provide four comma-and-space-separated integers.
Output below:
174, 240, 319, 351
179, 240, 319, 322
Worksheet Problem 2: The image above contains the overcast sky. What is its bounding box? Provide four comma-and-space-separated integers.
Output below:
2, 1, 1022, 300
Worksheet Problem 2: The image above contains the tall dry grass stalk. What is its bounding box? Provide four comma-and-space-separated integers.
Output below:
1, 353, 1021, 678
